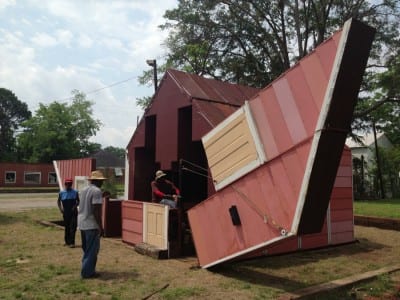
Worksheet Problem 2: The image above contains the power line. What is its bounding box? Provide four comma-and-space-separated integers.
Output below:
54, 75, 139, 102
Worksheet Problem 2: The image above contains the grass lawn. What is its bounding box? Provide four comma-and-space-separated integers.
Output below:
354, 198, 400, 219
0, 207, 400, 299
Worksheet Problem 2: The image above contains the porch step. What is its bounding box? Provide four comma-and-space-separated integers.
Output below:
134, 242, 168, 259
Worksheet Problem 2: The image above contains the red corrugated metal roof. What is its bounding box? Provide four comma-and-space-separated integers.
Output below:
167, 69, 259, 106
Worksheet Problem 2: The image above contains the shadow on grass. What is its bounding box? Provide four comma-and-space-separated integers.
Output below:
91, 270, 140, 281
209, 239, 386, 292
0, 213, 21, 225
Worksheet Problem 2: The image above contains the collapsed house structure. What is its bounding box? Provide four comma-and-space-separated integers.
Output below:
55, 19, 375, 268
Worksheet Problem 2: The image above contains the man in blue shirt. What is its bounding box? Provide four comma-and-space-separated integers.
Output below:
78, 170, 106, 279
57, 178, 79, 248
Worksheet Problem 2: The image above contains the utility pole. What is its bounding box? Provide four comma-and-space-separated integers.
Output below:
146, 59, 157, 92
372, 121, 385, 199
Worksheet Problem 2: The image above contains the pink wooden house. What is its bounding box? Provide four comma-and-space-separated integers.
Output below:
188, 19, 375, 268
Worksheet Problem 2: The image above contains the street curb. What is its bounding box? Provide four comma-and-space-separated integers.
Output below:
277, 265, 400, 299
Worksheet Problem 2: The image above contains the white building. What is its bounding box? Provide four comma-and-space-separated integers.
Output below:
346, 131, 393, 164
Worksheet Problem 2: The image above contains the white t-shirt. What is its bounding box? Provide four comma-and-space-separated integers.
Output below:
77, 184, 103, 230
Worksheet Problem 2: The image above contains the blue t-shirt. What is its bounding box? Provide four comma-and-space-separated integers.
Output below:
58, 189, 79, 215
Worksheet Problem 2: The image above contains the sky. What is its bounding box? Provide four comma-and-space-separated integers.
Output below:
0, 0, 178, 148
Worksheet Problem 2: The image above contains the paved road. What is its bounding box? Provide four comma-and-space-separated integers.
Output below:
0, 193, 58, 212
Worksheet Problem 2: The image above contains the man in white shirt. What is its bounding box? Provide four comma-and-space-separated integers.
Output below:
77, 170, 106, 279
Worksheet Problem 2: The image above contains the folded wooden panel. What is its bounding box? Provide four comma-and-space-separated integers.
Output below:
189, 19, 375, 268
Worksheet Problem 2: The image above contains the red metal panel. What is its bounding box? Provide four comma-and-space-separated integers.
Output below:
286, 65, 319, 135
299, 53, 328, 111
272, 78, 307, 144
54, 158, 95, 190
249, 96, 279, 158
188, 143, 311, 266
192, 99, 240, 140
258, 88, 293, 153
169, 69, 259, 106
316, 32, 342, 78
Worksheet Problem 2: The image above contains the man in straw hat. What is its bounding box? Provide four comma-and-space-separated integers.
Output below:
77, 170, 107, 279
151, 170, 180, 208
57, 177, 79, 248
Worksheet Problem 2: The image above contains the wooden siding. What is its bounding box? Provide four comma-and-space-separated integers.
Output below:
121, 200, 143, 245
202, 104, 265, 190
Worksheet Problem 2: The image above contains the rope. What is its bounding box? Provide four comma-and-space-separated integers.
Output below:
230, 184, 289, 236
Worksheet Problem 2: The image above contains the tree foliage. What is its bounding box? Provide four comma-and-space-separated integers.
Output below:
160, 1, 398, 85
103, 146, 125, 160
0, 88, 31, 161
137, 0, 399, 138
17, 90, 102, 163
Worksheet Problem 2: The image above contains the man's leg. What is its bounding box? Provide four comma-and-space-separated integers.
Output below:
69, 213, 77, 246
63, 214, 71, 245
160, 199, 177, 208
80, 229, 100, 278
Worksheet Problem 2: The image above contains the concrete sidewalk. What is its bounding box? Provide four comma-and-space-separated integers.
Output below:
278, 264, 400, 299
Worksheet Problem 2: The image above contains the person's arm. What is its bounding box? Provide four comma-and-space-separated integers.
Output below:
93, 204, 103, 236
72, 192, 80, 211
92, 188, 103, 235
57, 194, 63, 213
151, 181, 165, 201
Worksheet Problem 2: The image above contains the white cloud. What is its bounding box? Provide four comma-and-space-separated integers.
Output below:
0, 0, 177, 148
0, 0, 15, 11
31, 32, 58, 47
78, 33, 93, 48
55, 29, 73, 47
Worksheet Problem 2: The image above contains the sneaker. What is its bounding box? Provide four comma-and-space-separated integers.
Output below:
68, 244, 75, 248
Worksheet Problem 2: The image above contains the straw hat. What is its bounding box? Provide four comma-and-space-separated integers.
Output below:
155, 170, 166, 180
89, 170, 107, 180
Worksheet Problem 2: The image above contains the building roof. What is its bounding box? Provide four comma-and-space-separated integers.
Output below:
91, 150, 124, 168
167, 69, 260, 106
128, 69, 261, 149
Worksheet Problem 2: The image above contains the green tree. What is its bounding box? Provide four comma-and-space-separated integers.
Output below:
159, 1, 398, 85
17, 90, 102, 163
138, 0, 399, 134
103, 146, 125, 160
0, 88, 31, 161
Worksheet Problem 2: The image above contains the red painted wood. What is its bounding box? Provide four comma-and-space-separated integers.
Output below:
273, 78, 307, 144
249, 96, 279, 158
330, 198, 353, 210
121, 201, 143, 245
286, 65, 319, 135
331, 231, 354, 244
299, 53, 328, 111
258, 88, 293, 153
316, 33, 341, 78
300, 234, 329, 249
330, 210, 354, 222
330, 220, 354, 233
